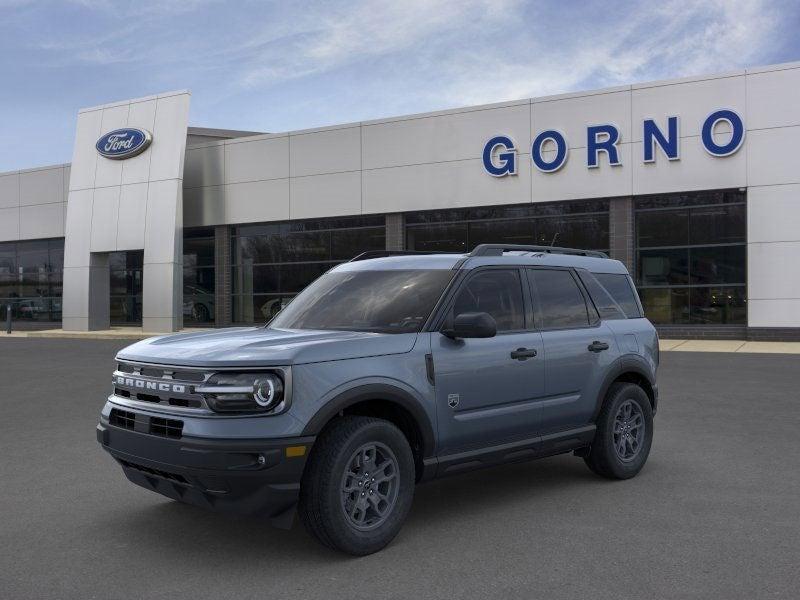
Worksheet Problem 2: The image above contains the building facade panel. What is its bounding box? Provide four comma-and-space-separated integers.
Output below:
631, 140, 747, 195
363, 157, 532, 214
116, 183, 149, 250
19, 166, 64, 206
748, 241, 800, 300
0, 207, 19, 239
289, 126, 361, 177
745, 66, 800, 130
533, 88, 632, 148
94, 104, 129, 189
148, 93, 191, 183
121, 99, 158, 185
184, 185, 225, 227
746, 126, 800, 186
224, 135, 288, 184
362, 102, 530, 169
531, 144, 633, 202
747, 184, 800, 243
0, 172, 19, 209
630, 74, 746, 141
89, 186, 121, 252
184, 144, 224, 189
69, 109, 104, 192
290, 171, 362, 219
224, 178, 290, 224
20, 202, 65, 240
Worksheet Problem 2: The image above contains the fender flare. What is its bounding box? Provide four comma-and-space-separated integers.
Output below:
301, 383, 436, 458
593, 354, 657, 420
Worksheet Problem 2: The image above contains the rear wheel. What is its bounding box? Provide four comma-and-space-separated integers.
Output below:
299, 416, 415, 555
584, 382, 653, 479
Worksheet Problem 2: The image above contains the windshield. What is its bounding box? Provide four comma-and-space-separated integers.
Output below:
269, 269, 454, 333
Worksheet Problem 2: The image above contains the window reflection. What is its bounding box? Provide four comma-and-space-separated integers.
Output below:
635, 190, 746, 325
0, 238, 64, 323
231, 216, 386, 324
405, 201, 610, 253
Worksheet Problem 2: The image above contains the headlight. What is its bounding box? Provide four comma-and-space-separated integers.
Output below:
197, 372, 285, 414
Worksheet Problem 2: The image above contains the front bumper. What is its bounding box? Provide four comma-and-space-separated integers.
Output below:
97, 420, 314, 528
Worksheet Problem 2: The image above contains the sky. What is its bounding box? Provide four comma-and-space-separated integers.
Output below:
0, 0, 798, 171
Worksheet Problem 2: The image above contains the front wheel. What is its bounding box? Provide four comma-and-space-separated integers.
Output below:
299, 416, 415, 555
584, 382, 654, 479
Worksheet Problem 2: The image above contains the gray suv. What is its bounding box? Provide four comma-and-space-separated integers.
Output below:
97, 244, 658, 555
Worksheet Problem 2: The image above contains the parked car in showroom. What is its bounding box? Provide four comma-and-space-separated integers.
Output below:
183, 284, 215, 323
97, 244, 658, 555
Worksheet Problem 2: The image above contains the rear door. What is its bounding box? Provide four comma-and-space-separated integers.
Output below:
526, 268, 619, 433
432, 267, 545, 454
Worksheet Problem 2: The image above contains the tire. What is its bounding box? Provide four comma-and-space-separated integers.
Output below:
298, 416, 415, 555
192, 303, 210, 323
584, 382, 654, 480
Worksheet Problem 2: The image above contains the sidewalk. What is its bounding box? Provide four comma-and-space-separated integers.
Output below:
2, 328, 800, 354
0, 327, 208, 340
659, 339, 800, 354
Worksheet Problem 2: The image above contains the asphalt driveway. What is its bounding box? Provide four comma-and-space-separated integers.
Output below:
0, 338, 798, 599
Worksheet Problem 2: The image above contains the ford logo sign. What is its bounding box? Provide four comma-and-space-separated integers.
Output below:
96, 128, 152, 160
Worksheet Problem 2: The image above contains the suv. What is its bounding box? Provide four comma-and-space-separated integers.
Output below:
97, 244, 658, 555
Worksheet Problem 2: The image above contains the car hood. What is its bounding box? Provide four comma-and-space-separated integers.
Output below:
116, 327, 419, 367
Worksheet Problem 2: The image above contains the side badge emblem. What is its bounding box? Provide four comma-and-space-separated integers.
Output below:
448, 394, 460, 409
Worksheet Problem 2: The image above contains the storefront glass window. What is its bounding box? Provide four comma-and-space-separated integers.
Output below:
184, 228, 216, 326
635, 190, 746, 325
0, 238, 64, 324
231, 216, 385, 324
405, 200, 610, 254
109, 251, 143, 325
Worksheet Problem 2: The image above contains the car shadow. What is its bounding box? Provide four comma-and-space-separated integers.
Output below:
94, 453, 623, 563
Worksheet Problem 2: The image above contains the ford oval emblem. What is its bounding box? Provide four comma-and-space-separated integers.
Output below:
95, 128, 152, 160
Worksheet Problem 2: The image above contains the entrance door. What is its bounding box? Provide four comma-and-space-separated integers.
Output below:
433, 268, 545, 454
109, 251, 143, 325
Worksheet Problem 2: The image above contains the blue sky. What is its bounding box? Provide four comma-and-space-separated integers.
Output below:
1, 0, 798, 171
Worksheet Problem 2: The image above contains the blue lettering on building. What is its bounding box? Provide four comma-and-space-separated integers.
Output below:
643, 116, 680, 162
701, 109, 745, 157
482, 108, 744, 176
587, 124, 621, 168
482, 135, 517, 176
531, 130, 568, 173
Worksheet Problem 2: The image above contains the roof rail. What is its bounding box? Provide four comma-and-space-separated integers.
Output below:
349, 250, 452, 262
469, 244, 608, 258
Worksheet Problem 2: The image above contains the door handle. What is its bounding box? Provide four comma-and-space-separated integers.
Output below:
510, 347, 537, 360
588, 341, 610, 352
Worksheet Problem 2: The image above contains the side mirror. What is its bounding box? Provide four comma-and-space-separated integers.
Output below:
442, 312, 497, 339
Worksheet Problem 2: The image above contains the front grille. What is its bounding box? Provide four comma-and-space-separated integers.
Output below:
108, 408, 184, 439
109, 408, 135, 430
118, 459, 189, 484
149, 417, 183, 439
112, 362, 212, 412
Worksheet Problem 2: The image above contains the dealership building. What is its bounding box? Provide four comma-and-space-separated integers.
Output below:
1, 61, 799, 339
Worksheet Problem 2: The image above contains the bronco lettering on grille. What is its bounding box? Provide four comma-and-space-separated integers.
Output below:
115, 376, 186, 394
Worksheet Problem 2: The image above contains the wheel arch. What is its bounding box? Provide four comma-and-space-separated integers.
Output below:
301, 383, 436, 482
593, 356, 657, 421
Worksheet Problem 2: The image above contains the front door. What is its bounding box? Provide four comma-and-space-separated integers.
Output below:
432, 268, 545, 455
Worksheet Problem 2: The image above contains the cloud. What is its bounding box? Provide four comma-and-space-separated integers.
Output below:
0, 0, 795, 170
235, 0, 522, 88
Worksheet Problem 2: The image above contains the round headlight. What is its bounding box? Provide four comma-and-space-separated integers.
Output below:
254, 375, 284, 409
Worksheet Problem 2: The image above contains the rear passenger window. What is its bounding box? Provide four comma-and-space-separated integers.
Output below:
529, 269, 590, 329
594, 273, 642, 318
577, 271, 626, 320
451, 269, 525, 331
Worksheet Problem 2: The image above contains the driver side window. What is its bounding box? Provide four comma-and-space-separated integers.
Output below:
449, 269, 525, 332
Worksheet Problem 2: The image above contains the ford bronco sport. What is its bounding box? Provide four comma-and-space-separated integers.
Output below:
97, 244, 658, 555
